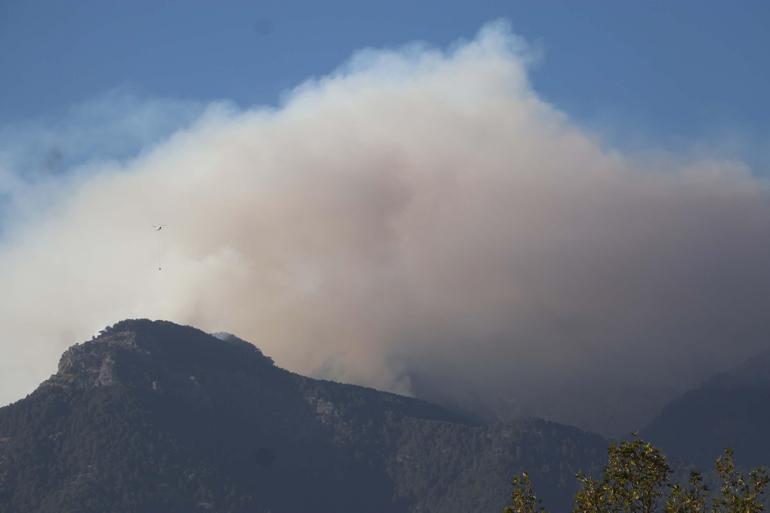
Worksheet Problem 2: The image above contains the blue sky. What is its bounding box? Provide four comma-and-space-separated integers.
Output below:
1, 0, 769, 168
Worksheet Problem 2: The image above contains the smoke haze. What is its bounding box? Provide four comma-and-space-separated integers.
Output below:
2, 22, 769, 434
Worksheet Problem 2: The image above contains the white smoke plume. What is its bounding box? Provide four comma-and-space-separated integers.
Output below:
1, 22, 769, 434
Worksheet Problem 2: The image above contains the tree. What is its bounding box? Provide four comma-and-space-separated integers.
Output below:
507, 438, 769, 513
665, 471, 708, 513
712, 449, 769, 513
574, 471, 604, 513
505, 472, 547, 513
571, 434, 671, 513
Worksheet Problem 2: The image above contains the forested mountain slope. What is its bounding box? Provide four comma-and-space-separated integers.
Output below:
0, 319, 606, 513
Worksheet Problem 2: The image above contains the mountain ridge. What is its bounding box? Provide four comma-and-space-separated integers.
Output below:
0, 319, 606, 513
643, 345, 770, 469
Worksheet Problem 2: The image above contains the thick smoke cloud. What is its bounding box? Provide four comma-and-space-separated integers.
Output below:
2, 22, 769, 434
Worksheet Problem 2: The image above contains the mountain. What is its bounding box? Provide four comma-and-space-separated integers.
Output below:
0, 319, 606, 513
643, 346, 770, 469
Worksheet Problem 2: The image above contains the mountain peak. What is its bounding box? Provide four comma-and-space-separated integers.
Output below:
48, 319, 274, 393
1, 318, 608, 513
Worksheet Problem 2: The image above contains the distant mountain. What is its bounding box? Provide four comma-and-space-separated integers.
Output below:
643, 346, 770, 469
0, 320, 606, 513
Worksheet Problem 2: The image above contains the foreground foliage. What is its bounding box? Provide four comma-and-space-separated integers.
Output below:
506, 437, 769, 513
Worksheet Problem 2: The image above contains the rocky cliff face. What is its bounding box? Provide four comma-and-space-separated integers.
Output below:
0, 319, 606, 513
